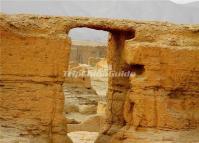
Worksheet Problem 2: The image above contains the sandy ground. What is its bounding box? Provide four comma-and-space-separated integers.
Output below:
68, 131, 99, 143
65, 69, 107, 143
66, 112, 95, 122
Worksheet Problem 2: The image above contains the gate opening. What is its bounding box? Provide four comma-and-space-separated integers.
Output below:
64, 28, 109, 143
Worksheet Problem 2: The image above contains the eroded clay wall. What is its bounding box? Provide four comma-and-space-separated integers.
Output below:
0, 24, 71, 143
107, 25, 199, 143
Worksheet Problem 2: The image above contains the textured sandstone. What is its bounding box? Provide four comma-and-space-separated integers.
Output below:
0, 13, 199, 143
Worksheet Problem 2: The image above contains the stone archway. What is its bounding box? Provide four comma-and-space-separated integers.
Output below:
0, 14, 136, 143
65, 27, 135, 143
1, 13, 199, 143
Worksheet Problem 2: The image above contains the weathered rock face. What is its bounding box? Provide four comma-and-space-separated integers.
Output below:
0, 14, 71, 143
0, 13, 199, 143
96, 21, 199, 143
124, 45, 199, 130
109, 45, 199, 143
106, 26, 199, 143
